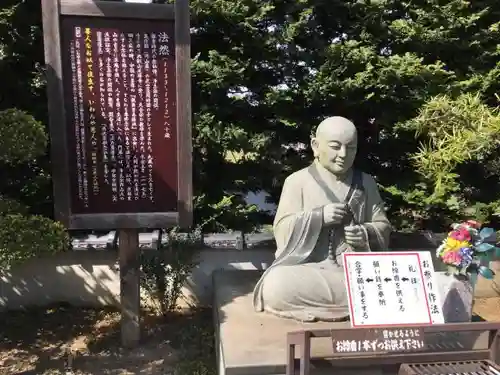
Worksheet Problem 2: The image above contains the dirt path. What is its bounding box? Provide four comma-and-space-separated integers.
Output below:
0, 305, 215, 375
473, 297, 500, 322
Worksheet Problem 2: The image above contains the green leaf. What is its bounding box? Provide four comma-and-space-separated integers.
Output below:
478, 266, 495, 280
479, 227, 496, 241
476, 243, 495, 252
480, 252, 493, 262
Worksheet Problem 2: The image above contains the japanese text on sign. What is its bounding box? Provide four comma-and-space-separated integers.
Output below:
62, 18, 177, 214
342, 251, 445, 327
331, 327, 426, 354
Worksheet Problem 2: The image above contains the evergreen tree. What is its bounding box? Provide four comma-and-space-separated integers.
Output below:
0, 0, 498, 244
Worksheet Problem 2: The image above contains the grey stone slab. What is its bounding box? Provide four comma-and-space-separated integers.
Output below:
140, 230, 161, 249
214, 270, 489, 375
244, 232, 275, 249
115, 230, 161, 250
71, 231, 117, 250
214, 270, 354, 375
205, 232, 244, 249
159, 231, 203, 247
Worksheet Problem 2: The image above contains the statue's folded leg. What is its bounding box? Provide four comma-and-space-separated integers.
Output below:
260, 262, 349, 322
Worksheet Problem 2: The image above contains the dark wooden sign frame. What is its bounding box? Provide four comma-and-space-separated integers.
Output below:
41, 0, 192, 230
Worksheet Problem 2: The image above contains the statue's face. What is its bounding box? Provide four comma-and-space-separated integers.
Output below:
311, 121, 358, 175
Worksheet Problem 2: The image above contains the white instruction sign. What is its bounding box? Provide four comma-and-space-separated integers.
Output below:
342, 251, 444, 327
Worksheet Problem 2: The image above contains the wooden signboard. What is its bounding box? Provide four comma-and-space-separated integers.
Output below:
41, 0, 192, 231
41, 0, 192, 347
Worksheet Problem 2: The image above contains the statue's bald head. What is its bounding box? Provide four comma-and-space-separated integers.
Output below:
311, 116, 358, 175
315, 116, 357, 144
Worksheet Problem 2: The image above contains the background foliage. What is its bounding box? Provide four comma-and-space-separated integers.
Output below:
0, 109, 69, 269
0, 0, 499, 266
140, 228, 202, 314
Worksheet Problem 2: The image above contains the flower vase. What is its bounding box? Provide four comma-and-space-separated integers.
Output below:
434, 220, 499, 323
436, 271, 476, 323
468, 272, 478, 291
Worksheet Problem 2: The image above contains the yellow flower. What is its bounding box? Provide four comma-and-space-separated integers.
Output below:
445, 237, 470, 250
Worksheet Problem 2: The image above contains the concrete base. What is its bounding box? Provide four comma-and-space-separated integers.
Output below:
214, 270, 339, 375
213, 270, 491, 375
214, 270, 395, 375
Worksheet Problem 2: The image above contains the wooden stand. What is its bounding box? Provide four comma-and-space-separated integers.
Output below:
119, 229, 141, 348
286, 322, 500, 375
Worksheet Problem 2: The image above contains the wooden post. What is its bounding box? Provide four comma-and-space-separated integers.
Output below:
119, 229, 140, 347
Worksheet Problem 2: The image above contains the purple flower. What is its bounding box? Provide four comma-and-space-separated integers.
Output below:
459, 247, 473, 267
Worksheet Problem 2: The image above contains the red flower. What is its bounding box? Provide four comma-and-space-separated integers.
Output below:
465, 220, 481, 229
450, 227, 471, 241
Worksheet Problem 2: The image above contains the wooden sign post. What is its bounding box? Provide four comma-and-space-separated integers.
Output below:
41, 0, 192, 347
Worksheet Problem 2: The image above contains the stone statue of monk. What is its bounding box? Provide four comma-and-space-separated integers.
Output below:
253, 116, 392, 322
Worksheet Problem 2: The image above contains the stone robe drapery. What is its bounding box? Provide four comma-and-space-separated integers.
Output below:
252, 161, 392, 322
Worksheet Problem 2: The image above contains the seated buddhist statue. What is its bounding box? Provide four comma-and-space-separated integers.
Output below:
253, 116, 392, 322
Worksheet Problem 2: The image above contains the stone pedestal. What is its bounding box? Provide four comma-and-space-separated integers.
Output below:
213, 270, 384, 375
213, 270, 484, 375
435, 271, 474, 323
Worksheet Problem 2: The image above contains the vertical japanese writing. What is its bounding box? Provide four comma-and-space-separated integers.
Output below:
142, 33, 151, 201
373, 260, 385, 307
110, 32, 119, 202
392, 260, 405, 312
119, 33, 128, 202
96, 31, 109, 186
105, 31, 117, 201
70, 29, 84, 202
408, 264, 419, 285
84, 28, 99, 196
345, 254, 441, 326
149, 32, 158, 202
74, 26, 89, 207
355, 261, 368, 321
126, 33, 136, 202
422, 260, 439, 315
133, 33, 142, 201
158, 31, 171, 140
63, 19, 177, 214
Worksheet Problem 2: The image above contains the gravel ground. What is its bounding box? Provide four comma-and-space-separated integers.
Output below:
0, 305, 215, 375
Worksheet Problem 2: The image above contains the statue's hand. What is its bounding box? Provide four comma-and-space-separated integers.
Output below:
344, 225, 368, 248
323, 203, 347, 225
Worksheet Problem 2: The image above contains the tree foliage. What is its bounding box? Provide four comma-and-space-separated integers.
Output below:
0, 213, 69, 269
0, 109, 47, 164
189, 0, 500, 231
0, 108, 69, 269
0, 0, 499, 240
400, 93, 500, 223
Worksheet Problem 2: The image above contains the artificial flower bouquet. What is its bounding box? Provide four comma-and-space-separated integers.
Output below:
436, 220, 500, 279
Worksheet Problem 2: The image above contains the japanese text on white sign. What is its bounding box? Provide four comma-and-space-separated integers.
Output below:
342, 251, 444, 327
